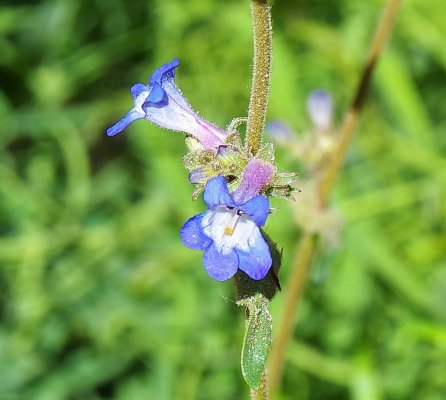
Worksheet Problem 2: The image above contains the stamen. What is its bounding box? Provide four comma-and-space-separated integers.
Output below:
224, 211, 241, 236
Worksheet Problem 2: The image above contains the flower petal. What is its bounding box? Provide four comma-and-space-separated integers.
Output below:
143, 82, 168, 108
140, 79, 227, 151
203, 243, 239, 281
237, 231, 272, 280
149, 58, 180, 85
232, 159, 275, 204
180, 212, 211, 250
238, 195, 269, 227
144, 59, 191, 112
203, 176, 235, 209
131, 83, 148, 99
106, 109, 144, 137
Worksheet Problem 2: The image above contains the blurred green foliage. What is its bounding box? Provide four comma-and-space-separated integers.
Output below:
0, 0, 445, 399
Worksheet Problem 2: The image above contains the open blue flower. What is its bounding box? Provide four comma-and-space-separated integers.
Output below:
180, 176, 272, 281
106, 59, 227, 151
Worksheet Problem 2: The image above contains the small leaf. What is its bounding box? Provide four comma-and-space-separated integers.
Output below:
257, 140, 276, 163
238, 294, 273, 390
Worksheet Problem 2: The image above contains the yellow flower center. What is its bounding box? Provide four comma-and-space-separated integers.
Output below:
223, 212, 241, 236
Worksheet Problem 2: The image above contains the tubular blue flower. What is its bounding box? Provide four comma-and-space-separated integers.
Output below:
180, 176, 272, 281
106, 59, 228, 151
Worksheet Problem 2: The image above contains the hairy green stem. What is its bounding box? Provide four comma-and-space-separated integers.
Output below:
267, 0, 403, 395
244, 2, 273, 398
246, 0, 272, 156
250, 371, 269, 400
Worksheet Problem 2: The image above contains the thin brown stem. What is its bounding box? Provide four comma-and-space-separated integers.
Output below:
320, 0, 403, 202
246, 0, 272, 156
267, 0, 403, 395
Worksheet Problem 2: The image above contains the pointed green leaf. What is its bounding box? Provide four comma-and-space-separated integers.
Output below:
238, 294, 273, 390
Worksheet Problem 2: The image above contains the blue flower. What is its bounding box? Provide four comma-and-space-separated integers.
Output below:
306, 90, 333, 132
106, 59, 227, 151
180, 176, 272, 281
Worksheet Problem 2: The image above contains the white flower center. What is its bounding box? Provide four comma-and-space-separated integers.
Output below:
201, 206, 257, 255
135, 91, 150, 114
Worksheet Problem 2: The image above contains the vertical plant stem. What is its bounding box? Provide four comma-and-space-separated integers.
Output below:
267, 0, 403, 395
250, 371, 269, 400
244, 3, 273, 398
320, 0, 404, 202
246, 0, 272, 156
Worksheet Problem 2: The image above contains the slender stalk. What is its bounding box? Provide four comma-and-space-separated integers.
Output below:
267, 0, 403, 395
321, 0, 404, 203
244, 3, 273, 398
250, 371, 269, 400
246, 0, 272, 156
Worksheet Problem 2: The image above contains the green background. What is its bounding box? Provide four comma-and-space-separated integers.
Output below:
1, 0, 445, 399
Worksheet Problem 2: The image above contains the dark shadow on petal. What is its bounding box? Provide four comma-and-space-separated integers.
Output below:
142, 83, 168, 108
233, 230, 282, 301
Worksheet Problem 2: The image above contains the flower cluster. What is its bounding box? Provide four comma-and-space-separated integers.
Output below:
267, 90, 335, 168
267, 90, 342, 249
107, 59, 295, 282
181, 176, 271, 281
